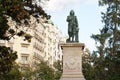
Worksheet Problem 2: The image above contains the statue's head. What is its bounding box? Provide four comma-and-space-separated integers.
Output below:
70, 10, 75, 16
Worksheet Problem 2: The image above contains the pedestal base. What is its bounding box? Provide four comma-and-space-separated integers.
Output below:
60, 43, 85, 80
60, 74, 85, 80
60, 78, 85, 80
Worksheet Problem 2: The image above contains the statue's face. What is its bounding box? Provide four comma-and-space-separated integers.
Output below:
70, 10, 74, 16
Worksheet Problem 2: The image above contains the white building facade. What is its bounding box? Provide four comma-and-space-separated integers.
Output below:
0, 16, 66, 67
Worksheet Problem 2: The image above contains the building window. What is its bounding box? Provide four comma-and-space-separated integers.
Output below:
21, 44, 29, 52
21, 44, 28, 48
21, 56, 28, 61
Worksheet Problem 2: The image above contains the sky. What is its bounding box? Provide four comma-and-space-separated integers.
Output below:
43, 0, 104, 51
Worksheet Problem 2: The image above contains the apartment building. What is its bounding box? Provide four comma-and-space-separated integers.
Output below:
43, 19, 66, 66
0, 16, 66, 67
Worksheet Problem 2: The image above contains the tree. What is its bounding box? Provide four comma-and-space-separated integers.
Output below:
99, 0, 120, 57
20, 60, 62, 80
1, 63, 22, 80
0, 0, 49, 77
82, 48, 100, 80
0, 46, 17, 79
53, 60, 63, 80
0, 0, 48, 40
91, 30, 109, 80
33, 61, 55, 80
98, 0, 120, 79
83, 0, 120, 80
21, 65, 34, 80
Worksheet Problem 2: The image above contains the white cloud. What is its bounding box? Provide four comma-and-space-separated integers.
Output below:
45, 0, 82, 11
44, 0, 82, 11
84, 0, 98, 5
44, 0, 98, 12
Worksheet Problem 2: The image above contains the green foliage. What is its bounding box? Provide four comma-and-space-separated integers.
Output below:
0, 46, 17, 77
21, 66, 34, 80
20, 60, 63, 80
53, 60, 63, 80
0, 0, 49, 79
34, 61, 55, 80
1, 63, 22, 80
83, 1, 120, 80
54, 60, 62, 72
99, 0, 120, 56
82, 52, 95, 80
0, 0, 48, 41
0, 15, 10, 40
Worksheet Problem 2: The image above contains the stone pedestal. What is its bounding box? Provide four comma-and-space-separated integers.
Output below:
60, 43, 85, 80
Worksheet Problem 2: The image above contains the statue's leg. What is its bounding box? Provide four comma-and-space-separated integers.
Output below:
72, 27, 76, 42
72, 33, 75, 42
67, 32, 71, 42
75, 31, 79, 42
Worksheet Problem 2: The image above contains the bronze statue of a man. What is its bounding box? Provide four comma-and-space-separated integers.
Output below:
66, 10, 79, 42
